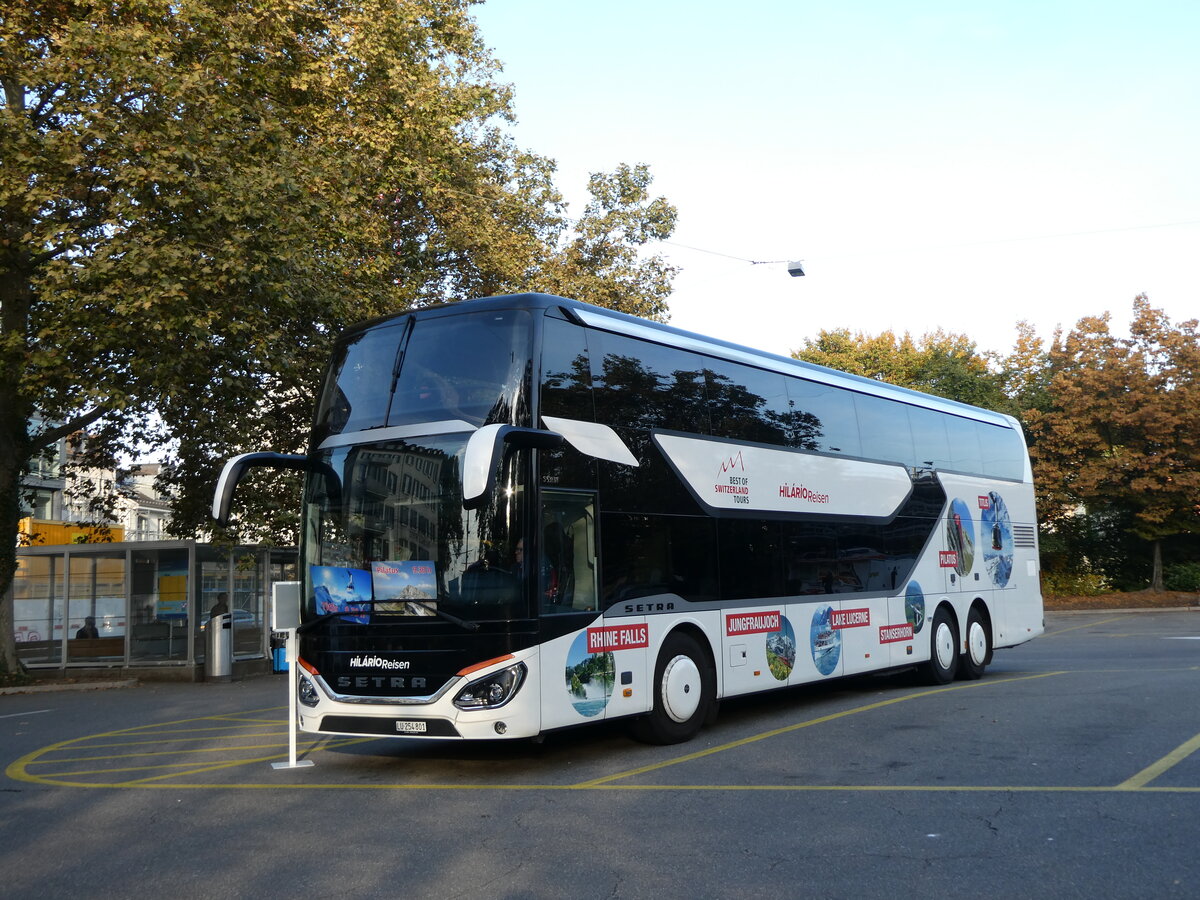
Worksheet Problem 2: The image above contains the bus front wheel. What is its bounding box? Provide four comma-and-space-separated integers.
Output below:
924, 606, 959, 685
630, 632, 715, 745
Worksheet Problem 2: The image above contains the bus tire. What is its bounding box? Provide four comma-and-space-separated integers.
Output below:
958, 606, 990, 680
630, 632, 715, 745
924, 606, 958, 685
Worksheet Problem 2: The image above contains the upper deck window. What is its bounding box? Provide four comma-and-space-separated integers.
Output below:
315, 321, 409, 439
314, 309, 533, 442
389, 310, 532, 429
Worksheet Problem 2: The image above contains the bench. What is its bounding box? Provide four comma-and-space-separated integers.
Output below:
68, 637, 125, 659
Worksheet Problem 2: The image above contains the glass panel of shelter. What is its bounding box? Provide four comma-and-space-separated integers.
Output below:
67, 552, 126, 663
13, 554, 64, 665
130, 548, 189, 662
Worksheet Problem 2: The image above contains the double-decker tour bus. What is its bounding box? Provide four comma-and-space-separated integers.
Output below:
213, 293, 1042, 744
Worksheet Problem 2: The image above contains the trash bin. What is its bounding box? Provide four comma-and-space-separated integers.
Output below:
205, 613, 233, 682
270, 631, 288, 673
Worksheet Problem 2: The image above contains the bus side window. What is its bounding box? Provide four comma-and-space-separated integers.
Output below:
855, 393, 916, 467
540, 317, 594, 421
600, 513, 718, 605
785, 378, 862, 456
703, 360, 791, 446
945, 415, 984, 475
590, 332, 710, 434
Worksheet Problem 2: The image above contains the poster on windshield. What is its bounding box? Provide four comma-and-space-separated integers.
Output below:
310, 566, 372, 623
372, 561, 438, 615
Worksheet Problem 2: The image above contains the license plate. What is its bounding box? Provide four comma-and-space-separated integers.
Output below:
395, 720, 428, 734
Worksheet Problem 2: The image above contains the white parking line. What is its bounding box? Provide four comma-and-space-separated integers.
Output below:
0, 709, 52, 719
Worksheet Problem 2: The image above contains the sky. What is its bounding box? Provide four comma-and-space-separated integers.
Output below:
471, 0, 1200, 358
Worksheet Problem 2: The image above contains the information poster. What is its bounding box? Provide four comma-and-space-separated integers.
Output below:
371, 561, 438, 615
310, 566, 372, 623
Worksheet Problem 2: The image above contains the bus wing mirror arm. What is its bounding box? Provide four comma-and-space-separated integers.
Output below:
463, 426, 563, 509
211, 452, 315, 527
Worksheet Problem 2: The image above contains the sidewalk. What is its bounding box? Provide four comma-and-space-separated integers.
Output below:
0, 678, 138, 696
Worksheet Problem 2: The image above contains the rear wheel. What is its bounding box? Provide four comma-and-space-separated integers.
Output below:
958, 606, 990, 680
630, 632, 715, 745
923, 606, 958, 684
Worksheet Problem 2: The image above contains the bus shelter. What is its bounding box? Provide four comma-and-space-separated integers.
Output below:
11, 541, 296, 679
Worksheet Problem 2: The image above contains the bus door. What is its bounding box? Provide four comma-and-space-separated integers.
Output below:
537, 491, 619, 731
537, 490, 598, 615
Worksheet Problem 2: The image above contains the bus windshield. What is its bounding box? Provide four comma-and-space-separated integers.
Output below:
303, 307, 535, 623
315, 308, 533, 440
302, 433, 530, 622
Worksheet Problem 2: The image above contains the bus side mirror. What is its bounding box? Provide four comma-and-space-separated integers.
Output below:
463, 426, 563, 509
211, 452, 316, 527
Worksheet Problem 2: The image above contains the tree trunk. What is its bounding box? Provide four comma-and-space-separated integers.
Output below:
1, 186, 37, 676
1150, 539, 1164, 592
0, 446, 25, 677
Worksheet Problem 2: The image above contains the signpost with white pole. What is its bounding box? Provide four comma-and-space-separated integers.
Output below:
269, 581, 315, 770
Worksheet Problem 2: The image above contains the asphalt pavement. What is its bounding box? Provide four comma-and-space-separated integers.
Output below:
2, 609, 1198, 899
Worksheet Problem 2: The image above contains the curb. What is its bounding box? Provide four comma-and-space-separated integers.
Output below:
1046, 607, 1200, 615
0, 679, 138, 696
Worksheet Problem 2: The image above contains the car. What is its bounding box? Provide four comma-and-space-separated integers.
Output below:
199, 608, 261, 632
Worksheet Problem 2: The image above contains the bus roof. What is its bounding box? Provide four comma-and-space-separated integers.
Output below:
346, 293, 1015, 429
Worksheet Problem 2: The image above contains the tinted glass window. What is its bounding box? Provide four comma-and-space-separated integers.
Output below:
785, 378, 861, 455
599, 428, 702, 515
907, 405, 953, 471
600, 513, 718, 605
719, 519, 783, 600
301, 433, 531, 619
315, 321, 408, 438
704, 360, 791, 445
540, 317, 594, 421
979, 422, 1025, 480
389, 310, 532, 428
591, 333, 709, 434
855, 393, 915, 466
945, 414, 984, 474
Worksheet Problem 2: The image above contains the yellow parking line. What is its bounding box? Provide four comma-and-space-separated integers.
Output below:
115, 738, 375, 786
1116, 731, 1200, 790
576, 672, 1066, 787
27, 741, 336, 765
38, 732, 290, 752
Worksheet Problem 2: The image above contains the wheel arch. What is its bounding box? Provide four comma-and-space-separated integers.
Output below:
664, 621, 718, 679
933, 598, 960, 638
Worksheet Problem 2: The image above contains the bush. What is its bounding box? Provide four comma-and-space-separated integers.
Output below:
1164, 562, 1200, 592
1041, 571, 1110, 597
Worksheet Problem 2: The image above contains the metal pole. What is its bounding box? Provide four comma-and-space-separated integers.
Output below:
271, 629, 313, 770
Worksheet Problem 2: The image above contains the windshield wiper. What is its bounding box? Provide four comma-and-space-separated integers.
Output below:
403, 601, 481, 632
296, 599, 480, 634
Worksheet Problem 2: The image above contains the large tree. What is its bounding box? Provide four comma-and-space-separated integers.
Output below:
792, 327, 1012, 411
0, 0, 678, 674
1024, 296, 1200, 590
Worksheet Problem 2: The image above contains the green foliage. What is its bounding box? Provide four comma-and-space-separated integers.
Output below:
792, 328, 1013, 412
1040, 571, 1110, 597
1024, 296, 1200, 543
1037, 507, 1152, 592
534, 163, 678, 321
1164, 563, 1200, 592
0, 0, 679, 673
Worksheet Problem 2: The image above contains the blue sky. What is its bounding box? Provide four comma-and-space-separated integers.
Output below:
472, 0, 1200, 356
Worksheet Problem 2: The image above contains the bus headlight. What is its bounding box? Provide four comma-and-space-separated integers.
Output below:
453, 662, 527, 711
298, 674, 320, 708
